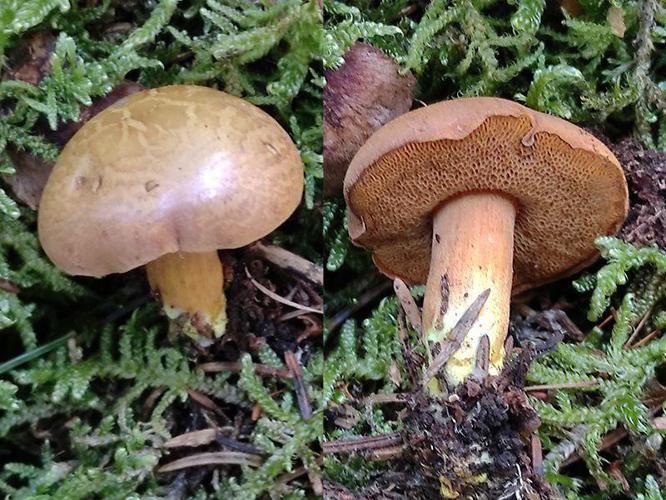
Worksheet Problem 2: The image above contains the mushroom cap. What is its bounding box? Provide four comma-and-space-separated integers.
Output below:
344, 97, 628, 294
323, 43, 414, 195
38, 85, 303, 277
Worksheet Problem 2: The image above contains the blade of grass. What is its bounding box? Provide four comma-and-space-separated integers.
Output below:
0, 331, 74, 374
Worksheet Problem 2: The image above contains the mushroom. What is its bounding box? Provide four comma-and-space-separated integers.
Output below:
38, 85, 303, 339
344, 97, 628, 384
324, 43, 414, 195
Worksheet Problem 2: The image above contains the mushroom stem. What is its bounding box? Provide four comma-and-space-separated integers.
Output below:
422, 193, 516, 385
146, 251, 226, 339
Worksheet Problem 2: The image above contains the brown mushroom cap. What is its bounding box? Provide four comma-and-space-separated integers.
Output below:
38, 85, 303, 277
344, 97, 628, 294
324, 43, 414, 195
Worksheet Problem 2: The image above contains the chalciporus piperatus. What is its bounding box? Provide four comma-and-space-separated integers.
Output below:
38, 85, 303, 340
323, 42, 415, 195
344, 97, 629, 385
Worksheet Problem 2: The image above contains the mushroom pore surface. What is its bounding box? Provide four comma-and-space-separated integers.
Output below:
38, 85, 303, 277
344, 97, 628, 293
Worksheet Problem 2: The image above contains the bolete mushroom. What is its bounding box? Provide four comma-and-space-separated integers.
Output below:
38, 85, 303, 339
324, 43, 414, 195
344, 97, 628, 384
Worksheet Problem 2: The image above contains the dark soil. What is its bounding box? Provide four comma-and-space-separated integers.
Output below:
588, 131, 666, 249
325, 349, 553, 500
156, 245, 322, 494
400, 348, 551, 500
613, 138, 666, 249
213, 247, 322, 362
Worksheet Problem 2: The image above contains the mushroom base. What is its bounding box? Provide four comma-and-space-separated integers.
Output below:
146, 251, 227, 339
423, 192, 516, 386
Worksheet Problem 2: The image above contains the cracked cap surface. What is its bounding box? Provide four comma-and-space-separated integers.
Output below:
38, 85, 303, 277
344, 97, 628, 294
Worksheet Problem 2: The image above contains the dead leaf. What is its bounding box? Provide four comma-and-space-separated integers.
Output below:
607, 7, 626, 38
163, 429, 219, 448
158, 451, 262, 472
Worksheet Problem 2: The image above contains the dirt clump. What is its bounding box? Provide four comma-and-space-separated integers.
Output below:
402, 350, 553, 499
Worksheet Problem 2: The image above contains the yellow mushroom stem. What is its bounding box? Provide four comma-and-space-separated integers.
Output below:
422, 192, 516, 385
145, 251, 226, 338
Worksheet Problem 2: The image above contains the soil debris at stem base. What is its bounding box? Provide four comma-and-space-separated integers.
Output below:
403, 349, 554, 499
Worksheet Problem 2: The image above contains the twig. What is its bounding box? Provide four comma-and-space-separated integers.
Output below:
279, 309, 312, 321
420, 289, 490, 389
276, 456, 324, 486
631, 329, 660, 349
393, 278, 422, 336
624, 305, 654, 348
187, 389, 225, 416
142, 387, 166, 419
198, 361, 292, 378
596, 311, 615, 330
245, 266, 322, 314
284, 351, 313, 420
249, 242, 323, 286
323, 432, 403, 454
215, 435, 263, 454
368, 444, 406, 461
158, 451, 262, 472
0, 279, 19, 293
531, 433, 543, 477
362, 393, 409, 406
327, 280, 392, 332
525, 381, 599, 392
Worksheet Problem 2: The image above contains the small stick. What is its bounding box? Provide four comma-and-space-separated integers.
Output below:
362, 393, 409, 406
248, 242, 323, 286
158, 451, 262, 472
215, 435, 263, 455
245, 266, 322, 314
0, 279, 19, 294
327, 280, 392, 332
285, 351, 313, 420
369, 444, 406, 461
198, 361, 292, 378
624, 305, 655, 348
323, 432, 403, 454
393, 278, 422, 336
596, 311, 615, 329
420, 289, 490, 389
276, 456, 324, 486
525, 381, 598, 392
279, 309, 311, 321
188, 389, 225, 416
531, 433, 544, 477
631, 329, 660, 349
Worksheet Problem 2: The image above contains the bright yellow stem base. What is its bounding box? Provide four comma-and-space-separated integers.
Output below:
146, 251, 226, 338
423, 193, 516, 385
